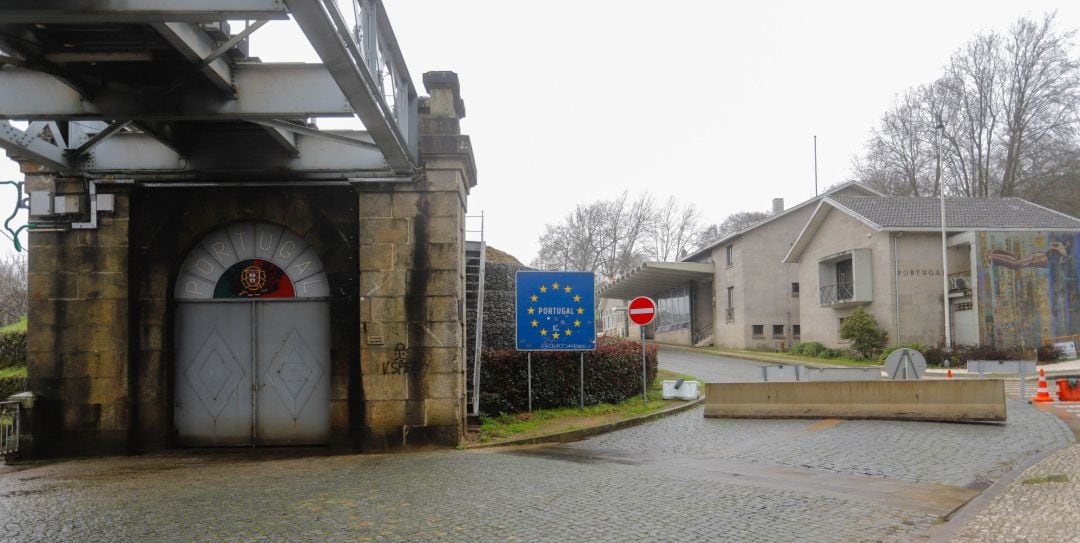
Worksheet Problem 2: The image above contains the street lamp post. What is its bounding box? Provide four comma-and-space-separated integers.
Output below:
936, 119, 952, 351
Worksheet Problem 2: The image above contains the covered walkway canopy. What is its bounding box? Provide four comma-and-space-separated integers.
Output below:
596, 262, 714, 300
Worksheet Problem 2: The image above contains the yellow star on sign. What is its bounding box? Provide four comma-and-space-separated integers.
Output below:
552, 332, 560, 340
573, 295, 581, 302
574, 320, 581, 327
528, 307, 535, 315
564, 329, 572, 336
539, 285, 547, 293
540, 329, 547, 336
552, 282, 560, 290
531, 320, 538, 327
565, 286, 572, 293
577, 307, 584, 315
531, 294, 538, 302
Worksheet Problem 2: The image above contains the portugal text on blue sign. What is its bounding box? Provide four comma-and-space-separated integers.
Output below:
516, 271, 596, 351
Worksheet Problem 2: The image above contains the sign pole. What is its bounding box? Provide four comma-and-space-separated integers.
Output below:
641, 326, 648, 405
527, 352, 532, 413
579, 351, 585, 410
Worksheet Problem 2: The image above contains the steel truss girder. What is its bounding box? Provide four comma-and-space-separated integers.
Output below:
152, 22, 234, 94
0, 64, 356, 120
0, 120, 72, 173
0, 1, 288, 24
35, 129, 388, 176
285, 0, 416, 174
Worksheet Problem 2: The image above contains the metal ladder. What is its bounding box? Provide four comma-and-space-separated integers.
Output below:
464, 213, 486, 416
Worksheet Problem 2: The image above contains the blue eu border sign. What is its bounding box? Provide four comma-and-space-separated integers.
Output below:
516, 271, 596, 351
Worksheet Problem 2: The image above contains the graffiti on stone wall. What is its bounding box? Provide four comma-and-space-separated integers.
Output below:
381, 342, 428, 375
979, 232, 1080, 348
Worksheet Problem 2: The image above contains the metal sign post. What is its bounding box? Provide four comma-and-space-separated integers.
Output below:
641, 326, 648, 405
527, 352, 532, 413
580, 352, 585, 410
628, 296, 657, 406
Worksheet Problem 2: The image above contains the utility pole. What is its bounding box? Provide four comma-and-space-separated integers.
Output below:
813, 135, 819, 196
936, 119, 951, 351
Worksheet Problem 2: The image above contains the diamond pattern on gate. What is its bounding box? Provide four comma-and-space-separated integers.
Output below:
266, 329, 324, 418
183, 328, 246, 420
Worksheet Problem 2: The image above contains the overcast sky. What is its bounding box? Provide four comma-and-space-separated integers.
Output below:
2, 1, 1079, 261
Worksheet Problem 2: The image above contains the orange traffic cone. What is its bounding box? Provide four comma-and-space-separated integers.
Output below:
947, 370, 953, 379
1033, 368, 1054, 403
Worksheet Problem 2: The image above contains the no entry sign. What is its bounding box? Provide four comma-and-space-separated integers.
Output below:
628, 296, 657, 326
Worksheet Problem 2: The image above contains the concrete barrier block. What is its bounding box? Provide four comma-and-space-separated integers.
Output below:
704, 380, 1006, 422
802, 366, 883, 382
968, 360, 1036, 376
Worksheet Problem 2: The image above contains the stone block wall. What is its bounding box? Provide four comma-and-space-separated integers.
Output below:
25, 168, 133, 455
356, 71, 476, 450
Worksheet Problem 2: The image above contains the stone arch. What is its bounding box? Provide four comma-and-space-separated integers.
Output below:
174, 221, 330, 300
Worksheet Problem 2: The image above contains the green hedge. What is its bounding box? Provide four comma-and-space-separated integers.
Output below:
0, 376, 26, 400
478, 337, 658, 415
0, 331, 26, 369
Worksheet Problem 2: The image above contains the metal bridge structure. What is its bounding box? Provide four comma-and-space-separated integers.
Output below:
0, 0, 419, 182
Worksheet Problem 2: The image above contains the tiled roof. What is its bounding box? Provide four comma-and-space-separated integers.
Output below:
828, 196, 1080, 230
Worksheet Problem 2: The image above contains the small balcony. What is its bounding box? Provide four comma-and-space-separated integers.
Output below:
819, 282, 854, 305
948, 272, 972, 292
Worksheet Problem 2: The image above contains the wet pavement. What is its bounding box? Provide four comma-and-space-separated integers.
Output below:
0, 348, 1072, 542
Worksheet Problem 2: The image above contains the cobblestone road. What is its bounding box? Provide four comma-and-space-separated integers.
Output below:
948, 443, 1080, 542
0, 349, 1070, 542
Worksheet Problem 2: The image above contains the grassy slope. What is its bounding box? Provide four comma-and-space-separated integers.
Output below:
0, 316, 27, 334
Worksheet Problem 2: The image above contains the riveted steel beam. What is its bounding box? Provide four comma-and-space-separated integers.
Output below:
285, 0, 416, 174
152, 22, 233, 94
0, 1, 288, 24
0, 64, 356, 120
0, 120, 73, 173
43, 129, 388, 176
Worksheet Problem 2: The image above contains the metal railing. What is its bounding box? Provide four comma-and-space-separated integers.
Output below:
724, 307, 735, 323
819, 282, 854, 305
0, 400, 19, 460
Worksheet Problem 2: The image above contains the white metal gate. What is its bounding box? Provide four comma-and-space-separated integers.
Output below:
952, 298, 977, 346
173, 222, 331, 446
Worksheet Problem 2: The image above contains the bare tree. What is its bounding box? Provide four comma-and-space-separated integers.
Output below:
650, 196, 700, 261
851, 13, 1080, 214
998, 14, 1080, 196
0, 252, 27, 327
695, 210, 771, 250
595, 191, 653, 279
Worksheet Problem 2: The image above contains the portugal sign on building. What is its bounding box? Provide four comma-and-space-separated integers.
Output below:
516, 271, 596, 351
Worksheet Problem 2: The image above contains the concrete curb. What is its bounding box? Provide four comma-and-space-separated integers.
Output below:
466, 397, 705, 450
654, 342, 853, 369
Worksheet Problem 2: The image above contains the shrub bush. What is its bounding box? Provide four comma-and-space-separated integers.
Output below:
1037, 345, 1064, 362
879, 343, 945, 366
477, 337, 658, 415
0, 331, 27, 369
950, 345, 1024, 365
791, 341, 825, 357
840, 309, 888, 359
0, 376, 25, 400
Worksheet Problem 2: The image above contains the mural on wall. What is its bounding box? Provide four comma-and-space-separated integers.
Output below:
979, 232, 1080, 348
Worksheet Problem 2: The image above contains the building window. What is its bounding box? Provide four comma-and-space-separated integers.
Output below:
752, 325, 764, 338
726, 245, 734, 267
656, 285, 691, 332
838, 317, 848, 341
791, 282, 800, 297
772, 325, 784, 338
725, 286, 735, 323
793, 324, 801, 338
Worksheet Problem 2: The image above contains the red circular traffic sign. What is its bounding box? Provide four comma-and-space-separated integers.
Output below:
628, 296, 657, 326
